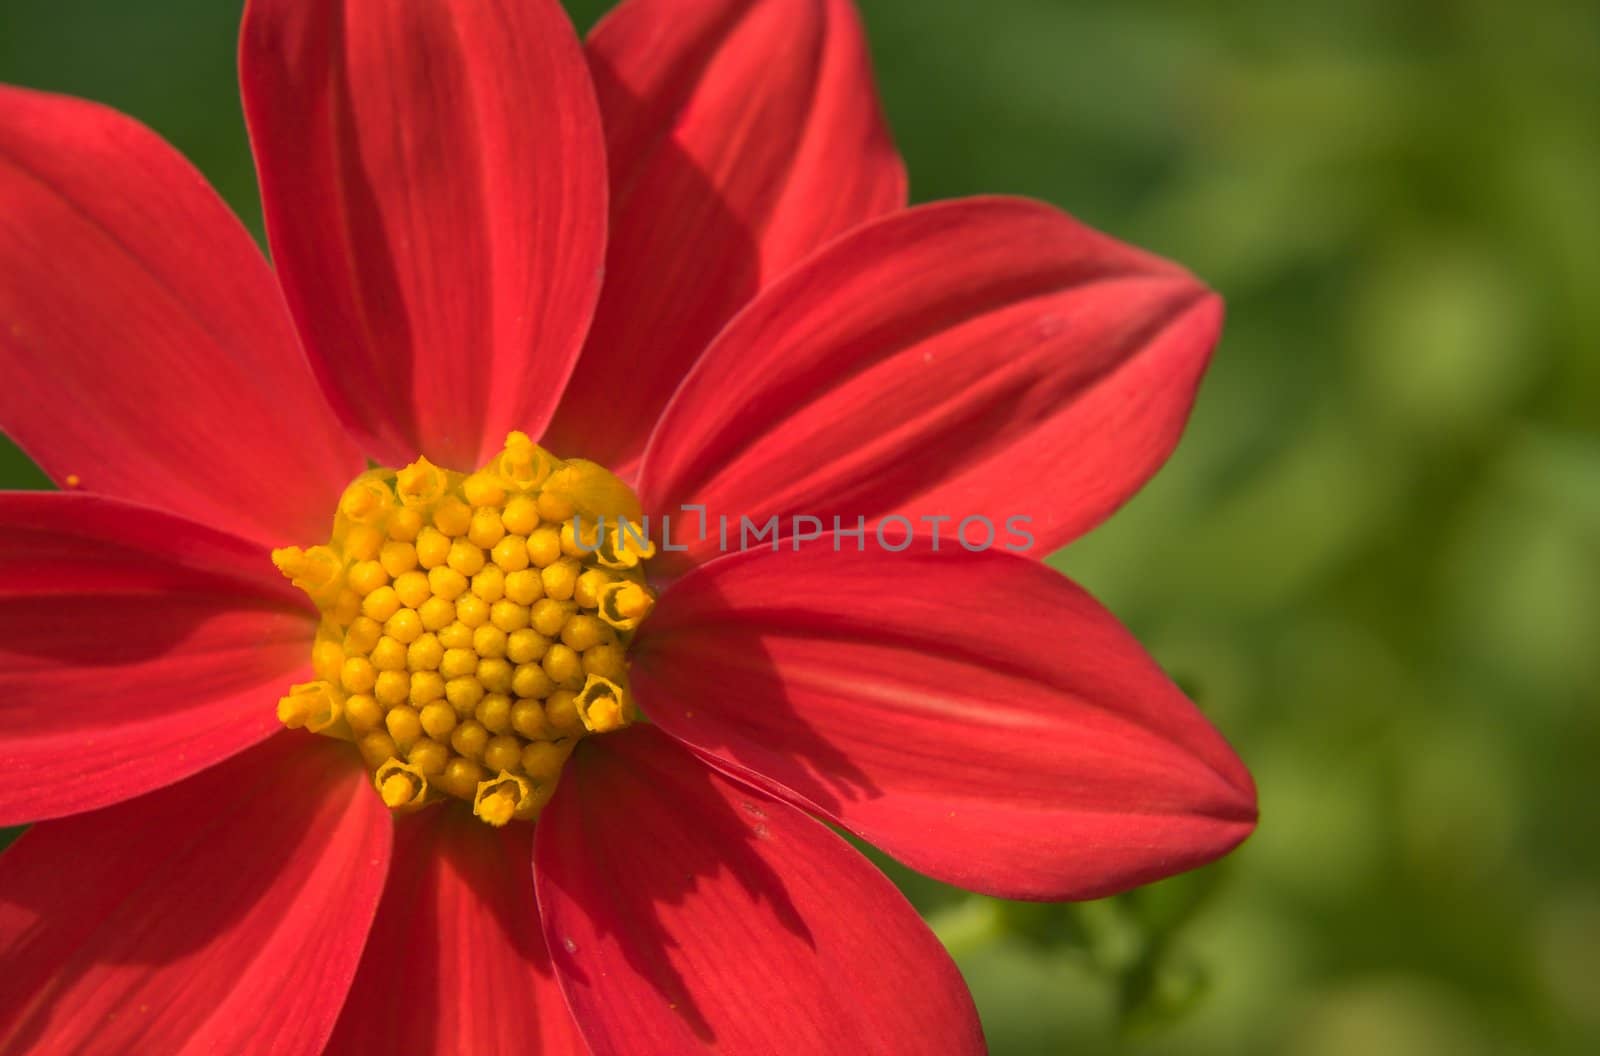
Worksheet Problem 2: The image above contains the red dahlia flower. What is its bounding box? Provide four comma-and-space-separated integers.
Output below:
0, 0, 1256, 1052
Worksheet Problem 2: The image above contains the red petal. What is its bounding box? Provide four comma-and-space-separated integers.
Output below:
0, 492, 312, 824
0, 86, 362, 547
639, 197, 1220, 568
241, 0, 608, 469
327, 814, 585, 1055
545, 0, 905, 469
633, 543, 1257, 900
534, 727, 983, 1055
0, 735, 391, 1055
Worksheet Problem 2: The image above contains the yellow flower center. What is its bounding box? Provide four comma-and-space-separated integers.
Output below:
271, 432, 656, 825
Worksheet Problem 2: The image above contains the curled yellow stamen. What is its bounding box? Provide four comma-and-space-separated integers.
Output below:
395, 457, 447, 507
491, 431, 555, 492
375, 758, 429, 810
598, 580, 655, 631
595, 518, 657, 570
575, 674, 630, 734
474, 771, 535, 827
277, 680, 345, 735
271, 545, 343, 605
339, 477, 394, 524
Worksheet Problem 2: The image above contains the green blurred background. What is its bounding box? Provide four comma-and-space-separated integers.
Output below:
3, 1, 1597, 1052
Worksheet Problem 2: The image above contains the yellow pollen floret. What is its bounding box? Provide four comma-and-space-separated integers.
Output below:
271, 545, 343, 604
598, 580, 655, 631
375, 757, 429, 810
474, 771, 536, 827
272, 433, 654, 825
396, 457, 447, 507
340, 477, 394, 524
277, 680, 345, 734
574, 674, 631, 733
491, 431, 554, 492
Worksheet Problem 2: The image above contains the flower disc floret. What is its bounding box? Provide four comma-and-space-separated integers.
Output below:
272, 432, 655, 825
